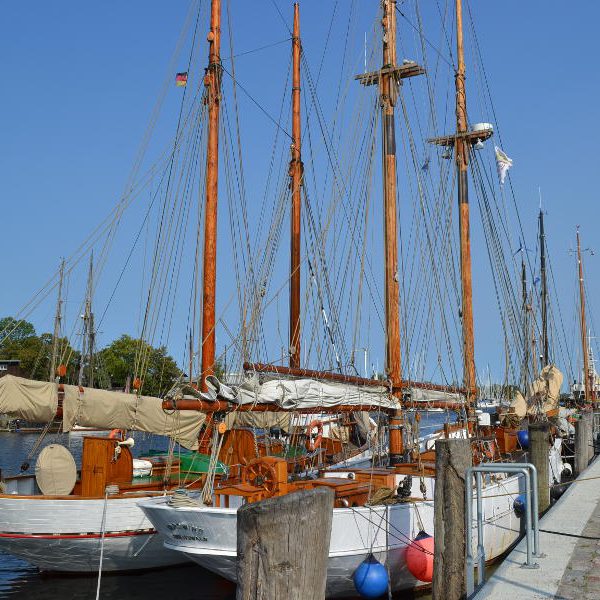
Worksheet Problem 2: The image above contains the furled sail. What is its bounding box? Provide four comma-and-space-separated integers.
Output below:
406, 387, 465, 404
0, 375, 58, 422
202, 374, 400, 410
0, 375, 205, 450
62, 384, 205, 450
507, 364, 563, 418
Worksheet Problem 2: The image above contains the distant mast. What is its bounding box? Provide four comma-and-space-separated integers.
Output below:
289, 2, 302, 369
576, 227, 593, 401
521, 257, 528, 391
78, 253, 95, 388
49, 259, 65, 382
200, 0, 222, 390
538, 206, 549, 367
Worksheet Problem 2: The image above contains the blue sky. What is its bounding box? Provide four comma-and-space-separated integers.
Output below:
1, 1, 599, 386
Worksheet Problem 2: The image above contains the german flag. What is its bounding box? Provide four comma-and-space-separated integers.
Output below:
175, 72, 188, 87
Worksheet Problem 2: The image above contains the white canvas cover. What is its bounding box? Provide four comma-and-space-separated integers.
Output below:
202, 374, 400, 410
62, 385, 205, 450
407, 387, 465, 404
0, 375, 58, 422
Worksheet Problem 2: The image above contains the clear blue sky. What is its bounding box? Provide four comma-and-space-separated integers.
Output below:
1, 1, 599, 385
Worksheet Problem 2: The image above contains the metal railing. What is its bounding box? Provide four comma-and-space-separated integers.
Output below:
465, 463, 543, 597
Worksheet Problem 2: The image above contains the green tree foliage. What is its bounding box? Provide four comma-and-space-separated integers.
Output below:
0, 317, 36, 345
0, 317, 80, 382
98, 334, 181, 397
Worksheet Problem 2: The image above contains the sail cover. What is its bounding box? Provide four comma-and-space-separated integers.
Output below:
62, 385, 205, 450
204, 374, 401, 410
407, 387, 465, 404
0, 375, 58, 422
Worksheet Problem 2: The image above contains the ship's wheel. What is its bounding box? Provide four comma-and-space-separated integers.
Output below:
243, 458, 278, 497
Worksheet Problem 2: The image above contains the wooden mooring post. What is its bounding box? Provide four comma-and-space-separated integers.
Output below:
528, 421, 550, 514
433, 438, 472, 600
236, 487, 334, 600
575, 411, 593, 476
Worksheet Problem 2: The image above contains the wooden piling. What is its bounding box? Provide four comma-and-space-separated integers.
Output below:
433, 438, 472, 600
236, 487, 334, 600
575, 411, 593, 475
528, 421, 550, 514
585, 411, 594, 464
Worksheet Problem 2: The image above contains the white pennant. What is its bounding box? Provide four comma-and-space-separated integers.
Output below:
495, 145, 513, 185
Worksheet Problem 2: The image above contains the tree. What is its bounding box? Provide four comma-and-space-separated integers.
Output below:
0, 331, 80, 382
0, 317, 36, 346
97, 334, 182, 397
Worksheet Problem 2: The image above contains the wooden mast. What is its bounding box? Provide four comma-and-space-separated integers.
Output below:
352, 0, 423, 464
577, 227, 592, 401
289, 2, 302, 369
538, 208, 549, 367
200, 0, 222, 390
454, 0, 477, 413
380, 0, 404, 464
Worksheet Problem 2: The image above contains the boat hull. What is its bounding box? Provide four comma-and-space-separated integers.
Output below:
0, 494, 186, 572
140, 472, 526, 597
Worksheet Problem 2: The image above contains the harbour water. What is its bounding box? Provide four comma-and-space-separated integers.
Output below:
0, 412, 453, 598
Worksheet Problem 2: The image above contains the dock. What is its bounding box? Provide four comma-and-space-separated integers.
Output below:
473, 455, 600, 599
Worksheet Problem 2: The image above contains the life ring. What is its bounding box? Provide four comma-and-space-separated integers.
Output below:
305, 419, 323, 452
109, 429, 124, 440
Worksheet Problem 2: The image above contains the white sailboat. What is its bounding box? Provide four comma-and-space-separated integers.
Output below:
138, 0, 568, 596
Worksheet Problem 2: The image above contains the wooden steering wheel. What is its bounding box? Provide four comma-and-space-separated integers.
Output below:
243, 458, 278, 497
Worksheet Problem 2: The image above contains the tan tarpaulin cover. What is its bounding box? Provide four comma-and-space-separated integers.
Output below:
35, 444, 77, 495
62, 385, 205, 450
507, 364, 563, 419
526, 364, 563, 415
509, 390, 528, 419
224, 411, 291, 431
0, 375, 58, 422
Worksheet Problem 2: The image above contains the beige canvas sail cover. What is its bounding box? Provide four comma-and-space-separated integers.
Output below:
62, 385, 205, 450
35, 444, 77, 495
526, 364, 563, 415
0, 375, 58, 422
507, 364, 563, 418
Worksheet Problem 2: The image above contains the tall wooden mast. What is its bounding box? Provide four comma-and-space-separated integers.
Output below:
289, 2, 302, 369
200, 0, 222, 390
538, 208, 549, 367
49, 259, 65, 382
577, 227, 592, 401
454, 0, 477, 410
353, 0, 424, 463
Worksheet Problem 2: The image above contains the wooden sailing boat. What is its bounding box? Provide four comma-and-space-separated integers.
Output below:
571, 227, 599, 402
0, 0, 569, 588
138, 1, 566, 596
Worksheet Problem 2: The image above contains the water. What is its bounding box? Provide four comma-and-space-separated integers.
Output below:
0, 414, 451, 599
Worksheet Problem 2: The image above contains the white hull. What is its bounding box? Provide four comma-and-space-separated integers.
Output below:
140, 471, 531, 597
0, 492, 186, 572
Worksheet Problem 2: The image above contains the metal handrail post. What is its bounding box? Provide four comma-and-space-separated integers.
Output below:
475, 471, 485, 585
465, 463, 541, 597
466, 467, 475, 595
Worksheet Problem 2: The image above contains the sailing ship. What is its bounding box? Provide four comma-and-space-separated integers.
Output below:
0, 0, 570, 589
137, 1, 568, 596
